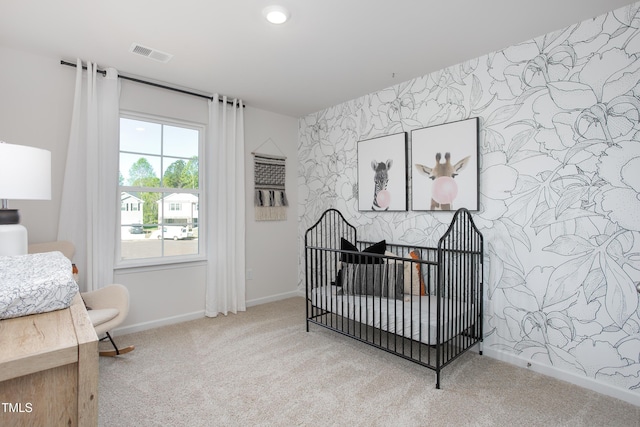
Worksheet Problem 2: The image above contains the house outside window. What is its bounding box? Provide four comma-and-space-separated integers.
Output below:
118, 114, 203, 264
121, 192, 143, 223
160, 194, 198, 226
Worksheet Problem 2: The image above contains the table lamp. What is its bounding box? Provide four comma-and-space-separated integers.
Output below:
0, 141, 51, 256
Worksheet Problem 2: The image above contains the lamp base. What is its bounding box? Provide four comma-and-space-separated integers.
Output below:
0, 223, 28, 256
0, 209, 20, 225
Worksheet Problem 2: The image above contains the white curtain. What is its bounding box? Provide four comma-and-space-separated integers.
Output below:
205, 95, 246, 317
58, 59, 120, 292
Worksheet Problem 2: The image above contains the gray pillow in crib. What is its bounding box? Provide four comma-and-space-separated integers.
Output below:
341, 263, 404, 300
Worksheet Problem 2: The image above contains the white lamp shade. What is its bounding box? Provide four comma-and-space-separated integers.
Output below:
0, 142, 51, 200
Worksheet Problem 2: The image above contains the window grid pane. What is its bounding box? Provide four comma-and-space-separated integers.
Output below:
119, 116, 201, 262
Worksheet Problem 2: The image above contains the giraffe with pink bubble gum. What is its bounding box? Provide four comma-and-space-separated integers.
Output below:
415, 152, 470, 210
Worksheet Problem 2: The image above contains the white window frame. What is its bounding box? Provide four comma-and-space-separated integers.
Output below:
115, 111, 206, 268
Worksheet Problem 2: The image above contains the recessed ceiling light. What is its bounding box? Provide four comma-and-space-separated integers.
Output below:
263, 5, 290, 24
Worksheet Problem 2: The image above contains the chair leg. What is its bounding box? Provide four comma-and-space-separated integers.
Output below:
99, 332, 135, 357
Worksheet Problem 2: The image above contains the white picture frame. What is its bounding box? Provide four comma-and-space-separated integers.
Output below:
357, 133, 408, 212
411, 118, 479, 211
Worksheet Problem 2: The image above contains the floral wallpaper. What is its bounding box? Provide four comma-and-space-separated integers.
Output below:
298, 3, 640, 396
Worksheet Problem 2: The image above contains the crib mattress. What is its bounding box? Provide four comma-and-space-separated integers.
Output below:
311, 285, 474, 346
0, 252, 79, 320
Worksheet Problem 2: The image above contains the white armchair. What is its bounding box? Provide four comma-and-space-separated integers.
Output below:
27, 240, 75, 261
28, 241, 134, 356
82, 284, 134, 356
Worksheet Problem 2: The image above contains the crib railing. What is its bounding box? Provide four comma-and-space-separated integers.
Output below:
435, 208, 484, 387
304, 208, 483, 389
305, 242, 439, 366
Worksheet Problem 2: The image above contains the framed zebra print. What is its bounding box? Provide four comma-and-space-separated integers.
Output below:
357, 132, 407, 212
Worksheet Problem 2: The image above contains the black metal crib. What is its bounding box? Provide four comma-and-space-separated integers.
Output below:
305, 208, 484, 388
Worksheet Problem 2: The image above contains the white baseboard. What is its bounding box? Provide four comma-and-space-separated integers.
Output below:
246, 290, 303, 307
482, 348, 640, 407
113, 290, 304, 336
113, 310, 205, 336
110, 298, 638, 406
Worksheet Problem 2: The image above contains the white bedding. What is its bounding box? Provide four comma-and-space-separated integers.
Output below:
0, 252, 79, 320
311, 285, 474, 346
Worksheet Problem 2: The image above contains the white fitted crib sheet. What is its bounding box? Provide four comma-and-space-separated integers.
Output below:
311, 285, 474, 346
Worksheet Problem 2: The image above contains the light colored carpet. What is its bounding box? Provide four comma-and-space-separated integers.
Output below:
98, 297, 639, 426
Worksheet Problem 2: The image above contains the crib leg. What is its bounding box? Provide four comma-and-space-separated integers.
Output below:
436, 370, 441, 389
479, 340, 483, 356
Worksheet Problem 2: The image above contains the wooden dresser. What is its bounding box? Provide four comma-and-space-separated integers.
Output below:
0, 293, 98, 427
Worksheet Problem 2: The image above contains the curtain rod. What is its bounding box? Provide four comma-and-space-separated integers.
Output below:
60, 60, 243, 107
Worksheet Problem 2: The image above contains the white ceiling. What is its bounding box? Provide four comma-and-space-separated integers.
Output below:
0, 0, 635, 117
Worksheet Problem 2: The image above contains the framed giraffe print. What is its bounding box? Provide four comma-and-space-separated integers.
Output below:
411, 117, 479, 211
357, 132, 407, 212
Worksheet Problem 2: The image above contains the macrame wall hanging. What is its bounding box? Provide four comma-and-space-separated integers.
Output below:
252, 139, 288, 221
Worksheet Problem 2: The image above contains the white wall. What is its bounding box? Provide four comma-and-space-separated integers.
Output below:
297, 2, 640, 406
244, 106, 299, 304
0, 47, 74, 243
0, 45, 299, 334
115, 80, 208, 332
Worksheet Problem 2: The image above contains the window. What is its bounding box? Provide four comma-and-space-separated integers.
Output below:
118, 114, 202, 264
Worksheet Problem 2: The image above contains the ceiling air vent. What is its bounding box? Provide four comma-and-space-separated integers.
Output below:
129, 43, 173, 63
